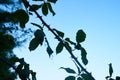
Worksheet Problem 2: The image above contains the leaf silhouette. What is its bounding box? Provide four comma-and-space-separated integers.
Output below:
29, 4, 42, 11
31, 23, 43, 30
47, 46, 53, 57
12, 9, 29, 28
16, 64, 23, 73
47, 0, 57, 3
42, 3, 48, 16
116, 76, 120, 80
54, 29, 64, 38
81, 73, 93, 80
56, 42, 64, 54
65, 76, 75, 80
75, 43, 81, 50
34, 29, 45, 45
109, 63, 113, 77
60, 67, 76, 74
76, 30, 86, 43
47, 2, 55, 16
81, 47, 88, 65
29, 38, 40, 51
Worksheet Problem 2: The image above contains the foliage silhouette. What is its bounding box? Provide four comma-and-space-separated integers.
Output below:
0, 1, 20, 79
0, 0, 120, 80
21, 0, 95, 79
0, 0, 36, 80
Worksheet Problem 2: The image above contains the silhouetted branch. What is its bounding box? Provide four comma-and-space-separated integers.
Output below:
0, 55, 17, 71
21, 0, 95, 80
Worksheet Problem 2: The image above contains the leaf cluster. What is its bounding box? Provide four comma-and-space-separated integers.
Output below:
106, 63, 120, 80
1, 0, 119, 80
0, 54, 17, 80
11, 9, 29, 28
0, 32, 15, 52
24, 0, 56, 16
55, 29, 88, 65
13, 58, 36, 80
60, 67, 93, 80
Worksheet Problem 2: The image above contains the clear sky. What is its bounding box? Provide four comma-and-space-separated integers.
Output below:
14, 0, 120, 80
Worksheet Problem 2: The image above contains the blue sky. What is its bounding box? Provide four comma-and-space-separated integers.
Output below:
15, 0, 120, 80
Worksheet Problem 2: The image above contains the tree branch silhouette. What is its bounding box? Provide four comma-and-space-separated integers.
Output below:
0, 55, 17, 71
21, 0, 95, 80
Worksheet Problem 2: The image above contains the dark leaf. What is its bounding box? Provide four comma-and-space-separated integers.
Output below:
65, 38, 76, 45
65, 76, 76, 80
75, 43, 81, 50
116, 76, 120, 80
56, 42, 64, 54
81, 47, 88, 65
24, 64, 29, 70
60, 67, 76, 74
12, 9, 29, 28
105, 76, 110, 79
20, 22, 25, 28
22, 0, 29, 8
45, 38, 53, 57
10, 57, 19, 62
81, 47, 87, 57
29, 4, 42, 11
31, 23, 43, 30
29, 38, 40, 51
77, 77, 82, 80
109, 78, 114, 80
47, 46, 53, 57
81, 73, 93, 80
54, 29, 64, 38
81, 57, 88, 66
16, 64, 23, 73
34, 29, 43, 37
109, 63, 113, 77
19, 58, 25, 64
47, 0, 57, 3
19, 69, 30, 80
76, 29, 86, 43
31, 71, 36, 80
42, 3, 48, 16
34, 29, 45, 45
47, 2, 55, 16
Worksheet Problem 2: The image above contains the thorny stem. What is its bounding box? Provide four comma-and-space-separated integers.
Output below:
22, 0, 95, 80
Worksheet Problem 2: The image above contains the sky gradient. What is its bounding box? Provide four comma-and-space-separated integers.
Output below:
15, 0, 120, 80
